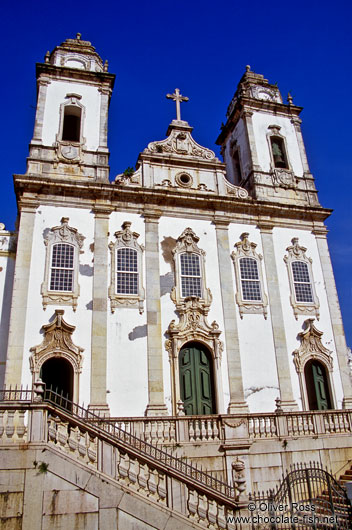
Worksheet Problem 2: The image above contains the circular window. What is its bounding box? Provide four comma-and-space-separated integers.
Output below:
175, 172, 193, 188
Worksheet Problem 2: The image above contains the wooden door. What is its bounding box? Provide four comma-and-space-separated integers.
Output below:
179, 343, 215, 415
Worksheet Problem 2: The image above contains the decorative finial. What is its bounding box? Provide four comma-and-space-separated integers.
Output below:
76, 33, 81, 40
45, 51, 50, 63
166, 88, 189, 121
287, 92, 293, 105
246, 65, 251, 72
103, 60, 108, 72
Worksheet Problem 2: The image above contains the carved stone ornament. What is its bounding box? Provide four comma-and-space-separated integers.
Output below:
144, 128, 217, 161
284, 238, 320, 320
293, 319, 333, 374
224, 180, 249, 199
108, 221, 145, 313
30, 310, 84, 401
231, 233, 268, 319
41, 217, 85, 312
271, 168, 297, 190
250, 86, 281, 103
115, 167, 141, 186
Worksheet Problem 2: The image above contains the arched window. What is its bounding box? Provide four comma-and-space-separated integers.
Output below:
284, 238, 320, 319
179, 342, 215, 415
270, 136, 288, 169
62, 105, 82, 142
109, 221, 145, 313
231, 233, 268, 318
304, 360, 332, 410
50, 243, 75, 292
41, 218, 85, 311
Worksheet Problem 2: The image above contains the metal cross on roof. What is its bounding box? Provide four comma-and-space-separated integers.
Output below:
166, 88, 189, 121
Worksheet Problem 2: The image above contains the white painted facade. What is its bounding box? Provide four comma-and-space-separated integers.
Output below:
2, 35, 351, 424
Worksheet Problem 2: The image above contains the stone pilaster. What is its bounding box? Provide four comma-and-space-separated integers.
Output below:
241, 109, 261, 172
98, 87, 111, 149
89, 206, 111, 416
259, 223, 298, 411
5, 203, 37, 387
214, 219, 248, 413
144, 211, 168, 416
291, 117, 310, 174
313, 228, 352, 408
32, 78, 50, 144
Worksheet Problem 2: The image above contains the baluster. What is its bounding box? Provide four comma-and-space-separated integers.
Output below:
77, 430, 88, 458
194, 420, 201, 441
248, 417, 254, 437
68, 425, 79, 452
198, 494, 207, 521
157, 471, 167, 503
87, 436, 97, 465
170, 420, 176, 442
118, 452, 130, 482
189, 420, 195, 441
147, 468, 158, 498
213, 419, 219, 440
156, 421, 163, 444
137, 462, 149, 492
200, 419, 206, 440
207, 498, 218, 529
128, 457, 138, 486
144, 421, 151, 442
217, 503, 227, 528
150, 421, 157, 443
47, 417, 57, 442
57, 420, 69, 448
187, 489, 198, 520
15, 410, 26, 440
0, 411, 4, 440
6, 410, 15, 440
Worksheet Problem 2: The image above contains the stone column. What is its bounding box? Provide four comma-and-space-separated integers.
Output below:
144, 211, 168, 416
89, 206, 111, 416
313, 228, 352, 408
32, 78, 50, 144
5, 203, 37, 387
214, 219, 248, 413
259, 223, 298, 410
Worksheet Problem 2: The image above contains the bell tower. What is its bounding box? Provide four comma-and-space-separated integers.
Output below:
216, 66, 320, 207
27, 33, 115, 182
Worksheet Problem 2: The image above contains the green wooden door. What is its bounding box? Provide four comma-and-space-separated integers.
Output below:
312, 362, 330, 410
179, 343, 215, 415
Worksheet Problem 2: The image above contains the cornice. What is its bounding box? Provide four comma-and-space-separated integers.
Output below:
13, 174, 332, 227
36, 63, 116, 89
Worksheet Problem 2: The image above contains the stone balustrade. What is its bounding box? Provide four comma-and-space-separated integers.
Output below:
0, 408, 27, 443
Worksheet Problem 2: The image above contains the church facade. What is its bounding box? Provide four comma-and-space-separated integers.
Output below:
0, 35, 351, 527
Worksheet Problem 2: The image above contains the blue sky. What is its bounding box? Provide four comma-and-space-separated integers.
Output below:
1, 0, 351, 344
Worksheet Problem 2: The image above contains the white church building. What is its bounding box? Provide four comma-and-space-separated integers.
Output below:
0, 35, 351, 529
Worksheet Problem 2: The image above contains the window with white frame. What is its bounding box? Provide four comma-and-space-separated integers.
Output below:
284, 238, 320, 320
291, 261, 314, 303
239, 257, 261, 301
41, 218, 85, 311
50, 243, 75, 292
116, 247, 138, 295
109, 221, 145, 313
231, 233, 268, 319
180, 253, 202, 298
171, 227, 211, 306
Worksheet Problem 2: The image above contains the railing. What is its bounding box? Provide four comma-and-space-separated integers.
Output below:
250, 462, 352, 529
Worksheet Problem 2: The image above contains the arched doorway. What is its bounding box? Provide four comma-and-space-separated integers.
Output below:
41, 357, 74, 404
179, 342, 215, 415
304, 360, 332, 410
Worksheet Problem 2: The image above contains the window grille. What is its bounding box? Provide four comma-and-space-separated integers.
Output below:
116, 248, 138, 295
50, 243, 74, 292
180, 253, 202, 298
239, 257, 261, 301
292, 261, 313, 303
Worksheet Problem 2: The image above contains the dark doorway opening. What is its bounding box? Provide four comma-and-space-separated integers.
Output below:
41, 357, 74, 406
